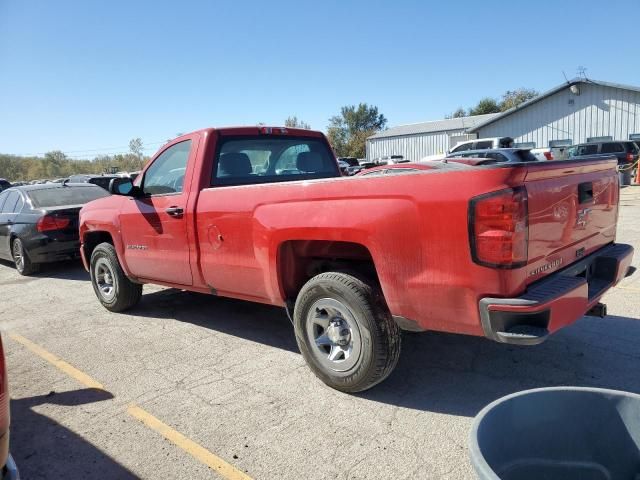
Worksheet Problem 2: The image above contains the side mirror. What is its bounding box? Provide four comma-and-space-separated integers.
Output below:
109, 177, 136, 196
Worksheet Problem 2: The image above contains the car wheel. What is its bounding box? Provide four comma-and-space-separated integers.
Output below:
293, 272, 401, 393
11, 238, 39, 276
90, 242, 142, 312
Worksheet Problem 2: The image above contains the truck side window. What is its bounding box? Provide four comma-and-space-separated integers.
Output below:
142, 140, 192, 195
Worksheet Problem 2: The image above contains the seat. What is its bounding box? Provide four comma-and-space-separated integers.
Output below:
296, 151, 326, 173
218, 153, 253, 177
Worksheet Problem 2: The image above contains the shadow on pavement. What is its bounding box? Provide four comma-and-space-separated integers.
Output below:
11, 388, 137, 479
132, 289, 640, 417
0, 259, 88, 282
359, 314, 640, 417
136, 288, 298, 353
34, 261, 89, 281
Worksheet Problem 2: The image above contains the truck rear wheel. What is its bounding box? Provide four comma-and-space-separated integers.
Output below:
293, 272, 401, 393
90, 242, 142, 312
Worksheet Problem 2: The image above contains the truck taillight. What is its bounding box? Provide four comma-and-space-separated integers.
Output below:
626, 152, 634, 162
469, 187, 528, 268
544, 151, 554, 160
37, 215, 71, 232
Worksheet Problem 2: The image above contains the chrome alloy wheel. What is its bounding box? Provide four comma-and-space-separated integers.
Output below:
94, 258, 116, 301
305, 298, 362, 373
12, 240, 24, 272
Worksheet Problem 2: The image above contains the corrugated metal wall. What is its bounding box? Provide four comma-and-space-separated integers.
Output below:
476, 83, 640, 147
366, 129, 465, 161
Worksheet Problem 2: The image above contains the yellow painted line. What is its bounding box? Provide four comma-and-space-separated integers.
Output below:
127, 404, 253, 480
617, 285, 640, 293
8, 333, 104, 390
9, 333, 251, 478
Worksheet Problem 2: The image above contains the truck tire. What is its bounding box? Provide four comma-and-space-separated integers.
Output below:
90, 242, 142, 312
12, 237, 39, 276
293, 272, 401, 393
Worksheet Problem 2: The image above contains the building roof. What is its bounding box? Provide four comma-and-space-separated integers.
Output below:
368, 113, 500, 140
467, 78, 640, 132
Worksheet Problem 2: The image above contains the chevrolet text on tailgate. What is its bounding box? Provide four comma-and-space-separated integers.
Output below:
79, 127, 634, 392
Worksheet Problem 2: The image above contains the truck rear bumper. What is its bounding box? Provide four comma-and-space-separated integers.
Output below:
479, 243, 634, 345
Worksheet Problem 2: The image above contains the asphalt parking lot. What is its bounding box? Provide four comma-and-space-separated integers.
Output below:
1, 187, 639, 480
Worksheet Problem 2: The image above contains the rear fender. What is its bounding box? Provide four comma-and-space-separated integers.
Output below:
254, 198, 424, 316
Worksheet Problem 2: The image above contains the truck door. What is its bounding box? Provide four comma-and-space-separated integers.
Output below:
118, 139, 195, 285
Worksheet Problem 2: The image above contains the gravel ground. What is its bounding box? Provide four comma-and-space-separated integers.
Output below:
1, 187, 639, 479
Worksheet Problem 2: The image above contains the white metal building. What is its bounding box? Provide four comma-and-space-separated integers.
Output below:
366, 113, 498, 161
367, 78, 640, 161
470, 79, 640, 147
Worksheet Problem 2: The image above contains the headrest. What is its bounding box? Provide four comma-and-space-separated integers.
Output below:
296, 151, 325, 172
218, 153, 252, 176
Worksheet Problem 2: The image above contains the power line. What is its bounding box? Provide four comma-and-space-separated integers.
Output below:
16, 140, 166, 157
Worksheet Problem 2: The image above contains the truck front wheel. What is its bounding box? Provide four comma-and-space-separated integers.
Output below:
293, 272, 401, 393
90, 243, 142, 312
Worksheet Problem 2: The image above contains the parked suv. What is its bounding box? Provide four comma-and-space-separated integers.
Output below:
570, 141, 639, 166
68, 174, 120, 191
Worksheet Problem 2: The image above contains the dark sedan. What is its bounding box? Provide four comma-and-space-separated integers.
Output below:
0, 183, 109, 275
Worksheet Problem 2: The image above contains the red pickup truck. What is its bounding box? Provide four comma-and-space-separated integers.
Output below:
79, 127, 633, 392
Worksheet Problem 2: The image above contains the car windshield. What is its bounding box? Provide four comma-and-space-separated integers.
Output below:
27, 186, 109, 208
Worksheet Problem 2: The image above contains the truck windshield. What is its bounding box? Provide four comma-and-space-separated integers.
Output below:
213, 136, 339, 186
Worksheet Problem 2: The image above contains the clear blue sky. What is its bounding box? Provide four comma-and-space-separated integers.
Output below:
1, 0, 638, 158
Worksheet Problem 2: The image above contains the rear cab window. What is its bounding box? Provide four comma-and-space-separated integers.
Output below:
212, 136, 338, 186
28, 186, 109, 208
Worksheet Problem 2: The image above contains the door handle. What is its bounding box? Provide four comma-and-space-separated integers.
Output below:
165, 206, 184, 217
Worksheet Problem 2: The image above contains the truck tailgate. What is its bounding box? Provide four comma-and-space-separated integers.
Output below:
524, 157, 619, 285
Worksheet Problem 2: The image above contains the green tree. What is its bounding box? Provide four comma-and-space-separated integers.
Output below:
499, 88, 539, 111
468, 97, 501, 116
327, 103, 387, 158
43, 150, 68, 177
446, 107, 467, 119
284, 116, 311, 129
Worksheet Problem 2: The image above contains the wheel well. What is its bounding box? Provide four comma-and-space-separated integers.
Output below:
278, 240, 380, 302
83, 231, 114, 260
